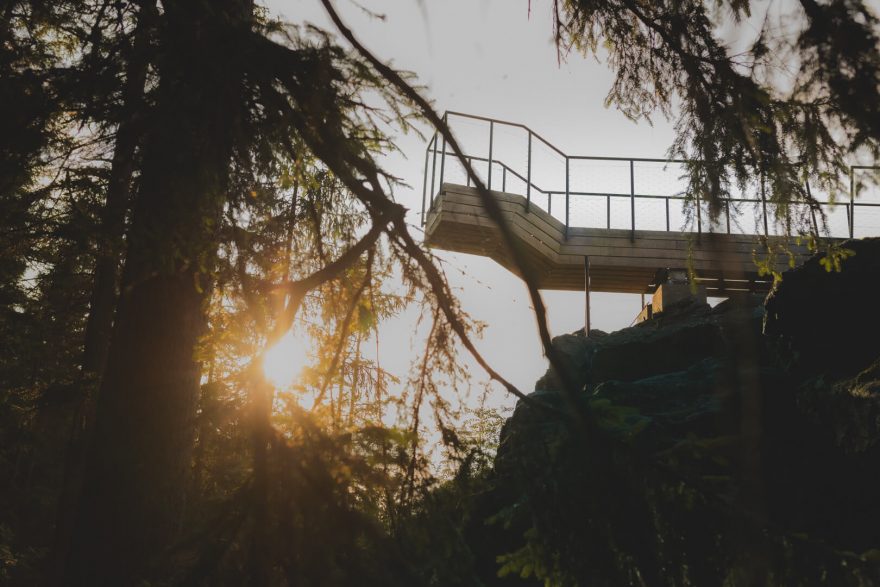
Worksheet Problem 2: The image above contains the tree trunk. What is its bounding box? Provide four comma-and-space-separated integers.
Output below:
80, 0, 154, 378
65, 2, 252, 584
48, 6, 156, 582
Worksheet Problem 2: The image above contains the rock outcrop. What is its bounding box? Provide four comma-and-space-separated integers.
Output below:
765, 238, 880, 376
477, 241, 880, 586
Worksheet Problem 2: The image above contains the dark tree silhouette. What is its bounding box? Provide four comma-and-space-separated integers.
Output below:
554, 0, 879, 231
0, 1, 877, 585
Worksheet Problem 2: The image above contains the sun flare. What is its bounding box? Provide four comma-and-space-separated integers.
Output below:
263, 330, 309, 389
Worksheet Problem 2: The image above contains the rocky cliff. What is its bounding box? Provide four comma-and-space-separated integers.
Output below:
473, 238, 880, 586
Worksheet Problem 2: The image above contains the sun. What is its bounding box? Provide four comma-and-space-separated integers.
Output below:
263, 329, 310, 389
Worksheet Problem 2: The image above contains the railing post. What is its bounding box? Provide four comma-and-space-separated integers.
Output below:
548, 193, 552, 215
466, 157, 471, 187
629, 160, 635, 242
665, 197, 670, 231
606, 195, 611, 229
805, 180, 819, 236
696, 191, 702, 239
502, 167, 507, 192
421, 142, 430, 226
760, 169, 769, 237
850, 166, 855, 238
439, 115, 447, 188
725, 201, 731, 234
565, 158, 570, 240
584, 256, 591, 335
487, 121, 494, 190
429, 133, 438, 212
526, 132, 532, 212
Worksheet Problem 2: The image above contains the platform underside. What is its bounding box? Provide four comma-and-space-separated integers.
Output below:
424, 184, 816, 295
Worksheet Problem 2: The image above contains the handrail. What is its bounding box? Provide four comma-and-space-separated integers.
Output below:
422, 111, 880, 241
438, 153, 880, 205
444, 110, 690, 164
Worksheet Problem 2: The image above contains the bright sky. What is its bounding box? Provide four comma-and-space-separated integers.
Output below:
264, 0, 681, 407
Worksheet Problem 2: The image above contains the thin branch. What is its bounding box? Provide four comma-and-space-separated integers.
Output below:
313, 249, 374, 407
320, 0, 584, 416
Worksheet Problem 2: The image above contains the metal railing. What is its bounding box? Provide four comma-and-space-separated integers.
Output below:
421, 111, 880, 241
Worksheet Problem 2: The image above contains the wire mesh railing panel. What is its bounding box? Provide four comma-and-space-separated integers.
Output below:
664, 198, 690, 233
568, 195, 610, 229
449, 116, 491, 164
854, 168, 880, 204
727, 201, 765, 235
438, 156, 477, 189
737, 175, 764, 202
497, 163, 528, 196
821, 204, 851, 239
530, 143, 567, 195
491, 124, 529, 191
696, 201, 720, 234
854, 205, 880, 238
608, 196, 633, 230
633, 197, 668, 232
633, 161, 688, 198
529, 187, 551, 215
547, 193, 566, 224
767, 202, 794, 236
569, 159, 631, 196
768, 202, 803, 237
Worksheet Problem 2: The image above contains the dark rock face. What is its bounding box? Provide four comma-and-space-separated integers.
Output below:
533, 333, 592, 393
590, 319, 723, 383
796, 358, 880, 455
479, 245, 880, 586
590, 358, 728, 446
765, 238, 880, 377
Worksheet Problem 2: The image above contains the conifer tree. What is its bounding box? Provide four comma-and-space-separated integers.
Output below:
1, 1, 877, 584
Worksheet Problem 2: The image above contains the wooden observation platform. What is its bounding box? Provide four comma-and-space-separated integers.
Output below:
421, 112, 874, 325
425, 183, 801, 296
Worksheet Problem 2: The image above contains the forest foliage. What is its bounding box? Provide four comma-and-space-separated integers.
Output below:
1, 0, 878, 585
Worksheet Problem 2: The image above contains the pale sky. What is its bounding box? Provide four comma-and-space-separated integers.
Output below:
264, 0, 683, 407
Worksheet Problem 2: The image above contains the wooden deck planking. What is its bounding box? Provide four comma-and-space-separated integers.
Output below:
424, 183, 812, 293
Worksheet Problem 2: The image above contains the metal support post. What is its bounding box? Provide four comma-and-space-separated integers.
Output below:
584, 256, 591, 335
606, 195, 611, 229
526, 132, 532, 212
487, 121, 494, 190
805, 180, 819, 236
565, 158, 570, 240
421, 144, 430, 226
429, 134, 438, 212
760, 169, 769, 237
630, 159, 636, 242
439, 131, 447, 187
696, 191, 702, 241
665, 197, 670, 231
850, 167, 855, 238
